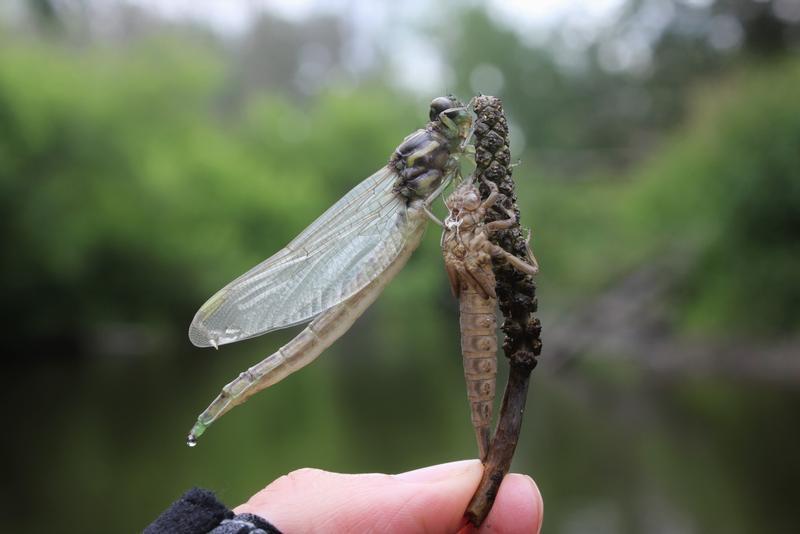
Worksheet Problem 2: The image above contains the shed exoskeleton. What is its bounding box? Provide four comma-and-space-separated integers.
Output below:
440, 178, 538, 459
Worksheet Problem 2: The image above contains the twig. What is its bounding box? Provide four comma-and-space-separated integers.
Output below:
465, 95, 542, 526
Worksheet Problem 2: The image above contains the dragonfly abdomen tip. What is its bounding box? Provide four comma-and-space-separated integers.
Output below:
187, 422, 206, 447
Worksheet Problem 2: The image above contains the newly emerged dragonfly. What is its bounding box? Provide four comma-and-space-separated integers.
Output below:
186, 96, 476, 445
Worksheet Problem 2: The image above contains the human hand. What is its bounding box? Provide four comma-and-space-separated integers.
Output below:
235, 459, 543, 533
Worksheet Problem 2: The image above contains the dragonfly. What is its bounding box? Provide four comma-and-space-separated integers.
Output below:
186, 96, 476, 446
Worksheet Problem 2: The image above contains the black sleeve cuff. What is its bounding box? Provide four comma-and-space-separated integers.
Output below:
144, 488, 281, 534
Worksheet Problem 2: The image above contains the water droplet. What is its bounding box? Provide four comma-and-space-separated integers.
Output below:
187, 435, 197, 448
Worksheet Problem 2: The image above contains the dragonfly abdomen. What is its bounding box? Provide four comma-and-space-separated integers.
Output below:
459, 288, 498, 460
187, 211, 429, 445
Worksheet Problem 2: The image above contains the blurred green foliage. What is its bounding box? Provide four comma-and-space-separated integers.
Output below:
625, 60, 800, 333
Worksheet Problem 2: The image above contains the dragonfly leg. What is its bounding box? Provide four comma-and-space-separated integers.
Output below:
523, 228, 540, 271
489, 243, 539, 276
423, 205, 444, 227
423, 171, 454, 208
480, 178, 501, 211
444, 261, 461, 297
485, 206, 517, 233
464, 259, 497, 300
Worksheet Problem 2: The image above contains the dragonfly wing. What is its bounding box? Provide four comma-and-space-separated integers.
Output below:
189, 166, 411, 348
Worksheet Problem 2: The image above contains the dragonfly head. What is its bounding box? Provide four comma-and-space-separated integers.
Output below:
430, 96, 475, 145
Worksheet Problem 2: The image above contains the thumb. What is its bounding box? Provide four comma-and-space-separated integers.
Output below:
234, 460, 542, 534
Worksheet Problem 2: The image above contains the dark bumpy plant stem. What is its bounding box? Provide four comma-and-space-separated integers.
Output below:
465, 95, 542, 526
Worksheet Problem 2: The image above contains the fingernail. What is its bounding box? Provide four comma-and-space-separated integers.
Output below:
394, 459, 481, 483
525, 475, 544, 534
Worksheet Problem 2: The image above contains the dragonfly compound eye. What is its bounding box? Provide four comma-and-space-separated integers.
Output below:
429, 96, 456, 121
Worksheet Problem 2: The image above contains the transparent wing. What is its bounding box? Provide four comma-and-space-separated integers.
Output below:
189, 166, 410, 348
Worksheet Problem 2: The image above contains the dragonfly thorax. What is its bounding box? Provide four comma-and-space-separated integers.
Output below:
391, 97, 474, 201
